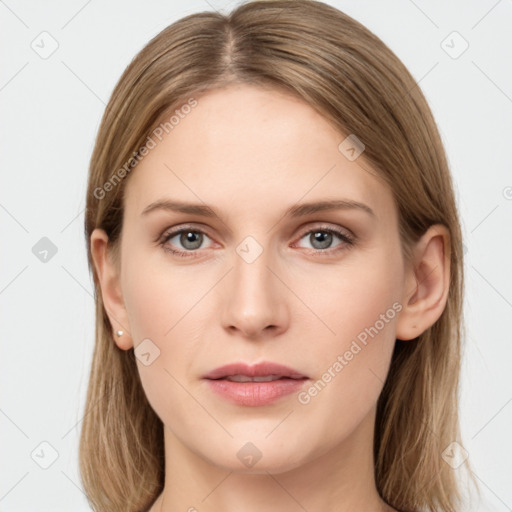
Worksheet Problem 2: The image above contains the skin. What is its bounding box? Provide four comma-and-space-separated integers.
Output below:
91, 83, 451, 512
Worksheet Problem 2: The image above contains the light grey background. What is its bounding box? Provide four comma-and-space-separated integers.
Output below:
1, 1, 511, 510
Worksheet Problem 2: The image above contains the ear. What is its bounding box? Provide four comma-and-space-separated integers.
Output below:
396, 224, 451, 341
90, 228, 133, 350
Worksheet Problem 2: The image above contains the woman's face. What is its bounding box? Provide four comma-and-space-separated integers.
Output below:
108, 83, 411, 472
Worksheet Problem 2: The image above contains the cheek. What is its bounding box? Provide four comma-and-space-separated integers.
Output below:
295, 245, 402, 426
120, 248, 207, 420
296, 243, 402, 351
122, 246, 191, 340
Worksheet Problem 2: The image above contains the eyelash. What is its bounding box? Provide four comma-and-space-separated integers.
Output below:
159, 224, 355, 259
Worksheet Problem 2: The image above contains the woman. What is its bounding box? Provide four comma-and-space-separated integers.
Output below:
81, 1, 474, 511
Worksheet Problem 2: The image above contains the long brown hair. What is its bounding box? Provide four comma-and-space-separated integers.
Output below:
81, 1, 472, 510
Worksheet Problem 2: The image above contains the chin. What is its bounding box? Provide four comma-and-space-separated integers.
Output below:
195, 433, 314, 475
210, 450, 307, 475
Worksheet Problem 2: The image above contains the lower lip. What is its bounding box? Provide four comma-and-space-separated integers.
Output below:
205, 378, 308, 406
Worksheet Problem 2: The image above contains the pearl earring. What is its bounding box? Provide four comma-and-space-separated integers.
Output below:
115, 330, 124, 337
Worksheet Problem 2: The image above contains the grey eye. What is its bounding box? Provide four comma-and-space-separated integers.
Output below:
309, 231, 334, 250
177, 231, 204, 250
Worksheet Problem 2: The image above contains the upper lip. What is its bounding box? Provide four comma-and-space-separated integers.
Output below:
203, 362, 308, 380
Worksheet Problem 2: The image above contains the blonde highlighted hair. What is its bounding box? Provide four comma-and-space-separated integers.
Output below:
81, 1, 473, 510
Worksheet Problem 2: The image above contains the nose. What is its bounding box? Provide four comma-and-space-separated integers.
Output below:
220, 246, 289, 340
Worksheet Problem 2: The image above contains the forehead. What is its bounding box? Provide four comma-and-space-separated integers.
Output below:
124, 83, 395, 222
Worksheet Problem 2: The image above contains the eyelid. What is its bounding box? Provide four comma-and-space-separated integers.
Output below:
159, 224, 216, 246
159, 222, 355, 257
291, 224, 355, 254
159, 223, 352, 243
294, 223, 354, 241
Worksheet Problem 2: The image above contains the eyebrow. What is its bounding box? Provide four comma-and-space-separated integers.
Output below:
141, 198, 375, 219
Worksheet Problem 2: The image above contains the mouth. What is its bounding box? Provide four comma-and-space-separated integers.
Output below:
221, 374, 298, 382
203, 361, 308, 380
203, 361, 309, 406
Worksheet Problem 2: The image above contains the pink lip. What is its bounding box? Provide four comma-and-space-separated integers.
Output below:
203, 361, 308, 380
203, 362, 309, 407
